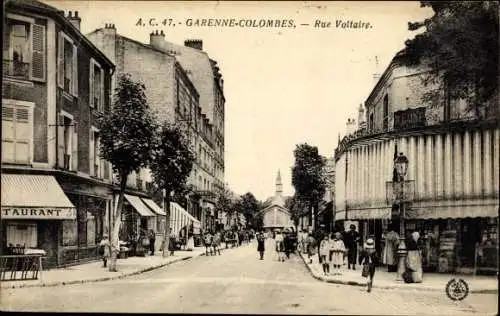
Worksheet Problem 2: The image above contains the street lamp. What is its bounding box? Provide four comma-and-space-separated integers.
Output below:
394, 152, 409, 281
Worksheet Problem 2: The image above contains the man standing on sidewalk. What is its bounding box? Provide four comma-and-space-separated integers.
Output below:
345, 224, 360, 270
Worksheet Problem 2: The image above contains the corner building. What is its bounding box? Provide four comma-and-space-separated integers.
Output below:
334, 50, 499, 274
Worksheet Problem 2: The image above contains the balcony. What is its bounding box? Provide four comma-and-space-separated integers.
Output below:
3, 60, 29, 80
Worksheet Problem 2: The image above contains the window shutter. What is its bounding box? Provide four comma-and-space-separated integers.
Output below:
57, 32, 64, 88
57, 114, 65, 168
100, 68, 104, 111
72, 45, 78, 96
72, 124, 78, 171
89, 59, 95, 108
31, 24, 45, 81
89, 130, 95, 176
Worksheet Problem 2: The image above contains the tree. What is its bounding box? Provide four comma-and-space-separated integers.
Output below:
291, 143, 327, 233
150, 123, 195, 257
97, 73, 158, 271
214, 185, 236, 229
235, 192, 260, 227
285, 195, 309, 230
403, 1, 499, 119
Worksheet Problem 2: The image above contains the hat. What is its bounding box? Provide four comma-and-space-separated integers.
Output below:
364, 238, 375, 249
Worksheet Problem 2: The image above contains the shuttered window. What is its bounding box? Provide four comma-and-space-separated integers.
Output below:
2, 105, 32, 164
90, 59, 104, 111
31, 23, 45, 81
57, 32, 77, 96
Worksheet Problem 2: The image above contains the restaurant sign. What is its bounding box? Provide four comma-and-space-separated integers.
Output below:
1, 207, 76, 220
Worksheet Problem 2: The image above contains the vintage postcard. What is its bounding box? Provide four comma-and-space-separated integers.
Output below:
1, 0, 498, 314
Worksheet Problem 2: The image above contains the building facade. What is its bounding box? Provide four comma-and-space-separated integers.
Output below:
259, 171, 294, 231
334, 50, 499, 273
2, 0, 115, 267
86, 27, 225, 233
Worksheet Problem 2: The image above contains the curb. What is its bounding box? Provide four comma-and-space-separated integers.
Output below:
2, 243, 245, 290
298, 252, 498, 294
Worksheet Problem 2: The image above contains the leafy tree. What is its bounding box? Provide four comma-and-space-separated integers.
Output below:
150, 122, 195, 257
291, 143, 326, 232
235, 192, 260, 227
404, 1, 499, 119
214, 185, 235, 229
285, 195, 309, 229
98, 73, 158, 271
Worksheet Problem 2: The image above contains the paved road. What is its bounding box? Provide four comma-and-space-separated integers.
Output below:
1, 239, 497, 314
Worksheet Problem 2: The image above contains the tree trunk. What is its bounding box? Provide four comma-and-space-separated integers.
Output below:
109, 174, 127, 272
162, 189, 172, 258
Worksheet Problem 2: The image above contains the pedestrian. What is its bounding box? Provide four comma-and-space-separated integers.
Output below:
99, 234, 111, 268
319, 234, 331, 275
148, 229, 156, 256
284, 230, 292, 259
405, 231, 423, 283
212, 231, 221, 255
382, 224, 400, 272
204, 231, 213, 255
344, 224, 360, 270
359, 238, 379, 292
331, 232, 346, 275
306, 233, 317, 264
257, 231, 265, 260
275, 230, 285, 262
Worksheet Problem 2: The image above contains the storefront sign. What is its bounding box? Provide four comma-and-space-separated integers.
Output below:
1, 207, 76, 220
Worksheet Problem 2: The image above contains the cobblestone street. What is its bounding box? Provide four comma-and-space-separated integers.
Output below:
1, 240, 497, 315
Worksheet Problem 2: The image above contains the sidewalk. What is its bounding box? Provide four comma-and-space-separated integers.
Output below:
298, 252, 498, 294
2, 246, 216, 290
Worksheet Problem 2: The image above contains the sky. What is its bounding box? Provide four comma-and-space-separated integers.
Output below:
44, 1, 433, 201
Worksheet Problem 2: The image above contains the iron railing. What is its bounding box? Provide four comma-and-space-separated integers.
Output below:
0, 255, 44, 281
3, 60, 30, 79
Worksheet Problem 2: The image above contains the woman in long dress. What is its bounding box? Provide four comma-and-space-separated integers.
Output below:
405, 231, 423, 283
382, 226, 400, 272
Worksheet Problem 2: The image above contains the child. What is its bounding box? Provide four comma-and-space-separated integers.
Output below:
330, 232, 346, 275
99, 234, 111, 268
319, 234, 331, 275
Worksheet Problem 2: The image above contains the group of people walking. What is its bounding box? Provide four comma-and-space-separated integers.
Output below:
203, 231, 222, 256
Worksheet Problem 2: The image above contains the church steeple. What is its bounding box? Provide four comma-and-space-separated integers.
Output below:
275, 169, 283, 196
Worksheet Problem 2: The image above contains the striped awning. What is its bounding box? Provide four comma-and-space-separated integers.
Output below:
407, 204, 498, 219
347, 207, 391, 220
141, 198, 166, 216
170, 202, 200, 236
124, 194, 155, 217
1, 174, 75, 220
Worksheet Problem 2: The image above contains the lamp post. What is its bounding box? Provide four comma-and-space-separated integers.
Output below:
394, 152, 409, 281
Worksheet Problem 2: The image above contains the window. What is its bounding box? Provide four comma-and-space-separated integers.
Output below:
2, 102, 33, 164
57, 112, 77, 171
369, 113, 374, 132
57, 32, 77, 96
90, 58, 104, 111
3, 15, 46, 81
6, 222, 37, 248
383, 95, 389, 131
90, 127, 105, 178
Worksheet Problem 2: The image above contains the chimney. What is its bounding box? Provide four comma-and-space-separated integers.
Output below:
357, 103, 366, 129
67, 10, 81, 30
184, 39, 203, 51
150, 30, 165, 49
103, 23, 117, 36
373, 55, 381, 84
346, 118, 357, 135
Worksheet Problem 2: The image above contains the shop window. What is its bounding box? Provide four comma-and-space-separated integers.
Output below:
6, 222, 37, 248
4, 15, 46, 81
57, 32, 77, 96
62, 220, 77, 246
2, 103, 33, 164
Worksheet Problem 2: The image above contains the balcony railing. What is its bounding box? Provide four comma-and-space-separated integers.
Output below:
3, 60, 29, 80
394, 107, 427, 131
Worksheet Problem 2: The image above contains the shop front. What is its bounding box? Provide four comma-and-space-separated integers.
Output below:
141, 197, 166, 252
170, 202, 201, 247
406, 204, 498, 274
1, 174, 76, 268
120, 194, 156, 256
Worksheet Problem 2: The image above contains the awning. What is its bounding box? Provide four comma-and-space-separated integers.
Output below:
141, 198, 166, 216
1, 174, 76, 220
347, 207, 391, 220
124, 194, 155, 217
407, 204, 498, 219
170, 202, 201, 236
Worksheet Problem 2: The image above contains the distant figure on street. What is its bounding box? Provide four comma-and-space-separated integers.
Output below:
257, 231, 265, 260
306, 233, 317, 264
344, 224, 360, 270
99, 234, 111, 268
275, 230, 285, 262
204, 231, 213, 256
186, 232, 195, 251
148, 229, 156, 256
213, 231, 222, 255
382, 225, 400, 272
331, 232, 346, 275
405, 231, 423, 283
359, 238, 379, 292
319, 234, 331, 275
